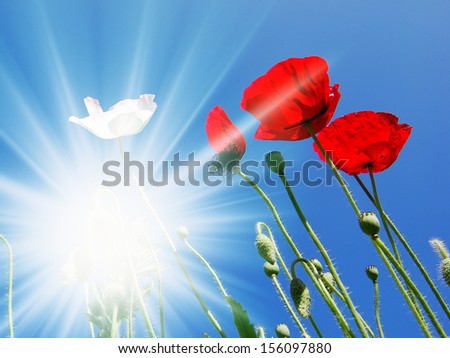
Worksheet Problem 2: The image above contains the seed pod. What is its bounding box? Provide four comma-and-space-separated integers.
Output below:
263, 261, 280, 277
365, 265, 379, 282
265, 151, 286, 175
358, 212, 381, 236
440, 258, 450, 286
256, 233, 276, 264
275, 323, 290, 338
309, 258, 323, 275
321, 272, 335, 294
290, 278, 311, 317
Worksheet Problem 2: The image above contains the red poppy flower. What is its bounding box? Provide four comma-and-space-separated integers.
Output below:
206, 106, 246, 162
313, 111, 412, 175
241, 56, 340, 140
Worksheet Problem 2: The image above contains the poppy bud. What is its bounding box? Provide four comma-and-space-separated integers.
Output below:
290, 278, 311, 317
429, 238, 449, 261
256, 326, 266, 338
440, 258, 450, 286
358, 212, 381, 236
275, 323, 290, 338
365, 265, 379, 282
176, 226, 189, 241
321, 272, 335, 294
264, 261, 280, 277
310, 258, 323, 275
265, 151, 286, 175
256, 233, 276, 264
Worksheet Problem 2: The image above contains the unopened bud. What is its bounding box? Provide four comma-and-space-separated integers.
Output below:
310, 258, 323, 275
256, 326, 266, 338
256, 233, 276, 264
290, 278, 311, 317
275, 323, 290, 338
365, 265, 379, 282
264, 261, 280, 277
176, 226, 189, 241
440, 258, 450, 286
265, 151, 286, 175
321, 272, 335, 294
358, 212, 381, 236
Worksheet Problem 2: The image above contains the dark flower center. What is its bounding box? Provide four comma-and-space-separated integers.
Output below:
284, 105, 328, 130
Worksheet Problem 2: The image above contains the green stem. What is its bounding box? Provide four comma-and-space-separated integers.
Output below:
373, 237, 446, 337
354, 174, 450, 320
306, 122, 360, 216
234, 168, 355, 337
373, 280, 384, 338
319, 272, 376, 338
368, 168, 425, 321
368, 168, 401, 262
271, 275, 310, 337
84, 283, 96, 338
308, 315, 323, 338
279, 173, 369, 338
0, 235, 14, 338
183, 239, 228, 298
256, 222, 291, 280
371, 239, 432, 337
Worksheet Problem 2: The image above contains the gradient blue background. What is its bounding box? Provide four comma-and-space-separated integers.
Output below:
0, 0, 449, 338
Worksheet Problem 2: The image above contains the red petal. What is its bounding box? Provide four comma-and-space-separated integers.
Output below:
206, 106, 246, 158
241, 57, 340, 141
313, 111, 412, 175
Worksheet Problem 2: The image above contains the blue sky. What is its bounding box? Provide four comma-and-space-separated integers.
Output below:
0, 0, 449, 338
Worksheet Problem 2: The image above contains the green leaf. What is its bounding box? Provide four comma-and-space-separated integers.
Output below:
225, 296, 257, 338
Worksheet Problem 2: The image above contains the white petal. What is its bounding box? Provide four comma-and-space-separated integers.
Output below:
84, 97, 103, 116
138, 94, 155, 110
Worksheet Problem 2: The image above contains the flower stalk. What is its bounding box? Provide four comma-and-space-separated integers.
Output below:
0, 235, 14, 338
279, 173, 369, 338
354, 174, 450, 320
234, 168, 355, 337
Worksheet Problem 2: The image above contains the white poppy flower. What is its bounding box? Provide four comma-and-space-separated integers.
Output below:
69, 94, 157, 139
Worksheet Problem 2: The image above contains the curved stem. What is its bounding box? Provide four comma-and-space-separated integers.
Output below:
354, 174, 450, 320
234, 168, 355, 337
279, 174, 369, 338
271, 275, 310, 337
371, 239, 432, 337
0, 235, 14, 338
373, 280, 384, 338
183, 239, 228, 298
373, 237, 446, 337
